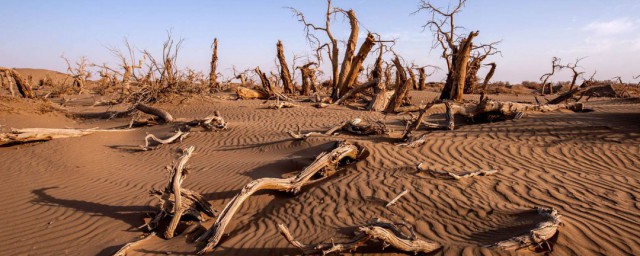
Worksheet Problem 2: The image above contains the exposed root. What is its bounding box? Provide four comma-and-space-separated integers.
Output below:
491, 207, 562, 251
143, 146, 217, 239
196, 142, 362, 254
140, 130, 189, 151
287, 118, 386, 141
278, 218, 440, 255
417, 163, 498, 180
112, 232, 156, 256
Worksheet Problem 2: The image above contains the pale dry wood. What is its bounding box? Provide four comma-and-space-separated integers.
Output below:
112, 232, 156, 256
334, 78, 380, 105
278, 218, 440, 255
236, 86, 268, 100
277, 40, 295, 94
197, 142, 361, 253
140, 130, 189, 151
135, 103, 174, 123
0, 128, 133, 146
386, 189, 409, 207
143, 146, 217, 239
417, 163, 498, 180
491, 207, 562, 251
0, 67, 35, 98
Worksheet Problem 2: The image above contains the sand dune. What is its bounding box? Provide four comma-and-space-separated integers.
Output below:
0, 91, 638, 255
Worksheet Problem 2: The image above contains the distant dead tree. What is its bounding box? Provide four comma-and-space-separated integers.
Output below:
276, 41, 296, 94
562, 57, 586, 91
209, 38, 219, 90
289, 0, 377, 100
464, 45, 500, 94
298, 62, 318, 96
414, 65, 439, 90
416, 0, 499, 101
539, 57, 562, 95
61, 55, 91, 94
107, 38, 143, 97
0, 67, 35, 98
479, 62, 497, 102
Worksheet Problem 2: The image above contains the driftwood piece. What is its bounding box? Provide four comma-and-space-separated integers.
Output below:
417, 163, 498, 180
268, 99, 300, 109
135, 104, 174, 123
334, 79, 380, 105
143, 147, 217, 239
197, 142, 362, 253
449, 100, 585, 122
112, 232, 156, 256
287, 118, 386, 140
278, 218, 440, 255
445, 101, 455, 130
141, 130, 189, 151
0, 128, 132, 146
491, 207, 562, 251
386, 189, 409, 207
401, 101, 438, 141
0, 67, 35, 98
236, 86, 268, 100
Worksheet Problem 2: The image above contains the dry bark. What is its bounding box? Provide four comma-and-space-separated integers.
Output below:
479, 63, 497, 102
278, 218, 440, 255
236, 86, 268, 100
491, 207, 562, 251
340, 33, 376, 96
0, 128, 133, 147
209, 38, 219, 90
143, 146, 217, 239
0, 67, 35, 98
386, 189, 409, 207
112, 232, 157, 256
197, 142, 362, 253
367, 47, 390, 111
277, 41, 295, 94
401, 101, 438, 142
385, 57, 412, 113
334, 79, 380, 105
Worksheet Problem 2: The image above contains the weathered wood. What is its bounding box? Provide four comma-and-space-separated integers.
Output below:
385, 57, 412, 113
386, 189, 409, 207
236, 86, 268, 100
334, 79, 380, 105
0, 128, 133, 147
112, 232, 156, 256
491, 207, 561, 251
401, 101, 438, 141
135, 104, 174, 123
278, 218, 440, 255
479, 63, 497, 102
341, 33, 376, 95
445, 101, 455, 130
197, 142, 361, 253
143, 147, 217, 239
209, 38, 219, 90
141, 130, 189, 151
367, 49, 390, 111
0, 67, 35, 98
277, 41, 295, 94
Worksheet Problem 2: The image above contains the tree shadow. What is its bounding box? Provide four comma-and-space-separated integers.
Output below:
31, 186, 152, 229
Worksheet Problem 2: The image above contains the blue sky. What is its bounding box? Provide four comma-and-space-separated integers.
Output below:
1, 0, 639, 83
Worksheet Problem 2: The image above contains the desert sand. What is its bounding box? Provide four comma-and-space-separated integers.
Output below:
0, 89, 638, 256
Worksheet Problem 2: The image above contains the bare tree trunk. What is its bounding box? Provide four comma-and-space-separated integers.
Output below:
300, 68, 311, 96
209, 38, 218, 90
385, 58, 412, 113
277, 41, 295, 94
336, 10, 359, 99
0, 67, 35, 98
368, 49, 389, 111
450, 31, 478, 101
479, 63, 497, 102
340, 33, 376, 97
418, 67, 426, 90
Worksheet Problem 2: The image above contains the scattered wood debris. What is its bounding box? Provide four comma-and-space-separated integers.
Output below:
278, 218, 440, 255
197, 141, 362, 254
417, 163, 499, 180
491, 207, 562, 251
140, 130, 189, 151
386, 189, 409, 207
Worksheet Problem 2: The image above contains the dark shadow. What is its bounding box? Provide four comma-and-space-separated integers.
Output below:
31, 187, 151, 229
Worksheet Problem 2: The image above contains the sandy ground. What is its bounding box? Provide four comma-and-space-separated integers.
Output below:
0, 91, 638, 256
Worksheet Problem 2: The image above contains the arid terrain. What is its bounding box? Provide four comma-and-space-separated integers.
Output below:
0, 81, 638, 255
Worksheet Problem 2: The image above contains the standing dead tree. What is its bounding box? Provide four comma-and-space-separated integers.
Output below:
464, 45, 499, 94
478, 62, 497, 102
385, 56, 413, 113
298, 62, 318, 96
416, 0, 499, 102
562, 57, 586, 91
61, 56, 91, 94
276, 41, 296, 94
107, 39, 143, 97
209, 38, 219, 90
0, 67, 35, 98
539, 57, 562, 95
289, 1, 377, 101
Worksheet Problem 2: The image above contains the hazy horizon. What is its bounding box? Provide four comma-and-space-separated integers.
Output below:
1, 0, 639, 83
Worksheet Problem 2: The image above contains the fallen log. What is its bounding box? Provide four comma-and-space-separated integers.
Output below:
112, 232, 156, 256
287, 118, 386, 140
417, 163, 498, 180
236, 86, 268, 100
401, 101, 438, 142
140, 130, 189, 151
135, 104, 174, 123
491, 207, 561, 251
0, 128, 133, 147
386, 189, 409, 207
197, 142, 362, 253
278, 218, 440, 255
142, 146, 217, 239
334, 79, 380, 105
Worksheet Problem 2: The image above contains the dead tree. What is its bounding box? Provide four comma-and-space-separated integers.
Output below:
197, 142, 362, 253
563, 57, 586, 91
290, 1, 376, 101
367, 45, 390, 111
160, 32, 183, 89
142, 146, 217, 239
416, 0, 499, 102
298, 62, 317, 96
479, 63, 497, 102
209, 38, 219, 90
540, 57, 562, 95
0, 67, 35, 98
385, 57, 412, 113
276, 41, 295, 94
107, 38, 143, 97
62, 56, 90, 94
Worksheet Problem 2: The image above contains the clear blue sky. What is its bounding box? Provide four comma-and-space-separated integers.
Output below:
1, 0, 639, 83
